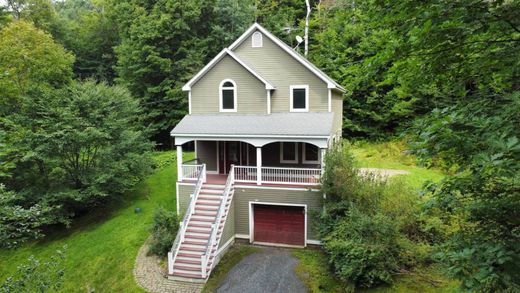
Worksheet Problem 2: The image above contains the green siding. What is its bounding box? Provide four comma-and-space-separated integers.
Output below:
196, 141, 217, 171
232, 186, 323, 240
219, 196, 235, 249
191, 55, 267, 114
332, 90, 343, 136
234, 30, 329, 113
178, 184, 195, 216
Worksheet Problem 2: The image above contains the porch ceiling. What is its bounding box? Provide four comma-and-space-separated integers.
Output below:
170, 113, 333, 147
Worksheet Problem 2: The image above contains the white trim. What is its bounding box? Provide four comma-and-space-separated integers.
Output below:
235, 234, 249, 239
252, 31, 263, 47
302, 143, 320, 164
228, 23, 345, 92
219, 79, 237, 112
249, 201, 307, 247
173, 133, 330, 139
253, 241, 304, 248
188, 91, 192, 114
280, 142, 299, 164
182, 48, 275, 91
289, 85, 309, 112
234, 184, 321, 192
266, 90, 271, 114
206, 170, 218, 175
177, 182, 196, 186
327, 88, 331, 113
216, 236, 235, 256
306, 239, 322, 245
194, 140, 198, 158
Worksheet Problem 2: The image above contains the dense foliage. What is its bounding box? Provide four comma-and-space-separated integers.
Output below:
148, 207, 179, 256
317, 145, 434, 290
1, 79, 152, 245
1, 246, 66, 292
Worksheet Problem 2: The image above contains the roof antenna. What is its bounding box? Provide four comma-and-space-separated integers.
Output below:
294, 35, 304, 50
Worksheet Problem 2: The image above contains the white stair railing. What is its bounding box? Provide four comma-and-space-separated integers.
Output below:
181, 164, 205, 180
234, 165, 320, 185
168, 164, 206, 275
201, 165, 235, 278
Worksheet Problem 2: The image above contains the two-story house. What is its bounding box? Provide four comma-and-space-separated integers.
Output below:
167, 23, 344, 282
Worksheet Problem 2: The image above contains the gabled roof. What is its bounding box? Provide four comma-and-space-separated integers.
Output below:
171, 113, 333, 137
228, 23, 346, 93
182, 48, 275, 91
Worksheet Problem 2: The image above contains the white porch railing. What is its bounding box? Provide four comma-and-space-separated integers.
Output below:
182, 164, 205, 181
234, 165, 321, 185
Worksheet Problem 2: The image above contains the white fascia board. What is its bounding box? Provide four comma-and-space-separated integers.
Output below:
182, 48, 275, 91
229, 23, 345, 92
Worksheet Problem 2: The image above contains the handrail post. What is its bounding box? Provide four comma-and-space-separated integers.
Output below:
168, 252, 174, 274
203, 164, 207, 183
201, 254, 207, 278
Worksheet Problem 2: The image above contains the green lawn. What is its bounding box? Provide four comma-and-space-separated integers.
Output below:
349, 140, 445, 188
0, 151, 188, 292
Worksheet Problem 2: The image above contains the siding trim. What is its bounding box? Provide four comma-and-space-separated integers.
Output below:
188, 90, 192, 114
182, 48, 275, 91
234, 184, 321, 192
248, 201, 307, 247
176, 183, 180, 215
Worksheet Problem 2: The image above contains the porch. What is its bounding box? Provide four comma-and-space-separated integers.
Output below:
178, 141, 324, 187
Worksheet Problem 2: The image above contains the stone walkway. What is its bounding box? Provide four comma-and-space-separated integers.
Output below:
134, 238, 203, 293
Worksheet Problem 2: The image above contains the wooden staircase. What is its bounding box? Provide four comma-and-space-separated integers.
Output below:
168, 166, 235, 282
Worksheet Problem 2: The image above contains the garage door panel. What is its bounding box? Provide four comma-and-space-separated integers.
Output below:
253, 204, 305, 246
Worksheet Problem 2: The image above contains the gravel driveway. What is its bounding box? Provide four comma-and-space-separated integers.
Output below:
216, 247, 308, 293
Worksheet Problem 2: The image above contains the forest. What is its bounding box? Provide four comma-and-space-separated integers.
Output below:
0, 0, 519, 292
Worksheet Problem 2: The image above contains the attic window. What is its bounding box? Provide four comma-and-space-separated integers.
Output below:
252, 32, 263, 48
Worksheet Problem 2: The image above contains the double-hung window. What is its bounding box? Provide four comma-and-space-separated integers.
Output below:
290, 85, 309, 112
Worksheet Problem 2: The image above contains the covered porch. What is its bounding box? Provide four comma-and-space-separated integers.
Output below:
178, 141, 324, 186
171, 113, 334, 187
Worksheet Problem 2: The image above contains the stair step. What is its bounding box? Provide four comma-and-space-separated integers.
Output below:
200, 189, 223, 194
186, 227, 211, 233
202, 184, 225, 189
193, 211, 217, 217
185, 233, 210, 239
182, 240, 207, 246
180, 245, 206, 252
191, 216, 215, 222
196, 200, 220, 206
176, 257, 213, 265
177, 251, 203, 258
172, 270, 204, 279
195, 205, 219, 211
189, 221, 212, 228
198, 195, 221, 200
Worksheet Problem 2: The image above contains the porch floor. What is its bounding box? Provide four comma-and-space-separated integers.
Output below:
181, 174, 319, 189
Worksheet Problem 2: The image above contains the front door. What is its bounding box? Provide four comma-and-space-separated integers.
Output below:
218, 141, 240, 174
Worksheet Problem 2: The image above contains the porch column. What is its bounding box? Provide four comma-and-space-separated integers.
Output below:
320, 148, 326, 174
177, 145, 183, 182
256, 147, 262, 185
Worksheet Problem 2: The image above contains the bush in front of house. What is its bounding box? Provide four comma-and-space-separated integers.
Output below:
148, 207, 179, 256
317, 143, 435, 289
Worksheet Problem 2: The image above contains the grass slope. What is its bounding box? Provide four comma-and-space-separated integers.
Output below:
0, 151, 185, 292
350, 140, 445, 188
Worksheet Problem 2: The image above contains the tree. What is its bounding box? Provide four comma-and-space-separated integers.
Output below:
5, 0, 62, 36
2, 81, 152, 238
0, 20, 74, 113
54, 0, 119, 81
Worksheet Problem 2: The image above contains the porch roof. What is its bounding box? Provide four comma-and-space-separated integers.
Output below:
170, 113, 333, 137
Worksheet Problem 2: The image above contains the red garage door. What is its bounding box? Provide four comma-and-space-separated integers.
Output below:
253, 204, 305, 246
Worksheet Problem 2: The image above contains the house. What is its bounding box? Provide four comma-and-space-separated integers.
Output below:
167, 23, 344, 282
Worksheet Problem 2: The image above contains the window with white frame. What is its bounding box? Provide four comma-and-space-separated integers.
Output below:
252, 31, 263, 47
219, 79, 237, 112
303, 143, 320, 164
290, 85, 309, 112
280, 142, 298, 164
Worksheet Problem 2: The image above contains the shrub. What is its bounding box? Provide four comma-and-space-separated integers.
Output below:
323, 208, 401, 287
318, 143, 434, 288
148, 207, 179, 256
1, 246, 67, 292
